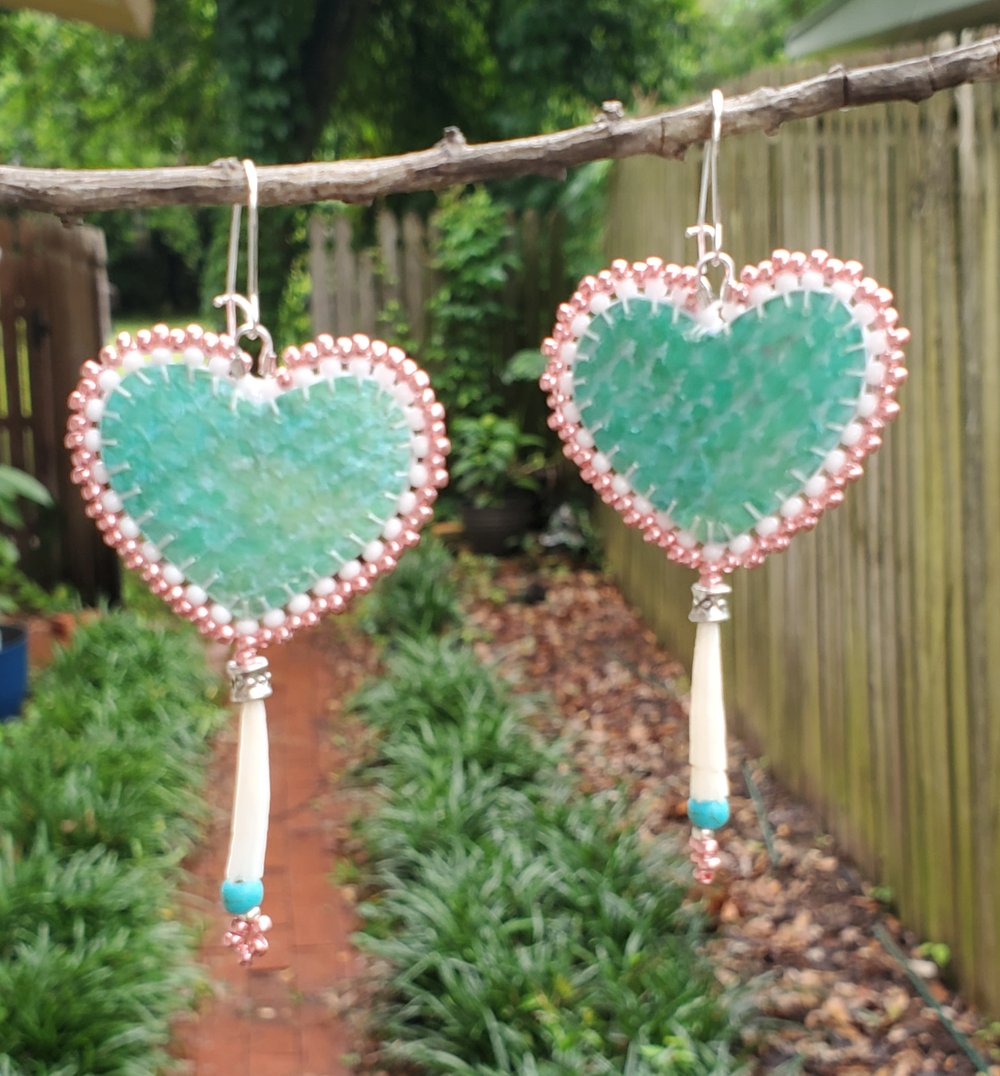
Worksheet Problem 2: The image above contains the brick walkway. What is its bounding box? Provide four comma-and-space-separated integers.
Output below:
174, 630, 369, 1075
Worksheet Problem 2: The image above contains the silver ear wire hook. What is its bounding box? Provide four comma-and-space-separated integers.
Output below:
244, 159, 260, 328
685, 89, 724, 261
215, 159, 248, 343
213, 159, 275, 377
686, 90, 732, 299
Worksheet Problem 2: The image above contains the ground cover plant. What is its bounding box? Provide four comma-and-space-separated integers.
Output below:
352, 627, 747, 1075
0, 612, 224, 1075
360, 533, 461, 640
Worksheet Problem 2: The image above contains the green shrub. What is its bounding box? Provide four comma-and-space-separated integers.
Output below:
424, 187, 521, 419
352, 633, 511, 733
0, 464, 57, 617
449, 412, 547, 509
0, 921, 194, 1075
0, 611, 225, 1074
0, 839, 197, 1075
359, 534, 460, 639
0, 838, 177, 944
0, 614, 220, 860
352, 634, 747, 1074
0, 721, 207, 859
31, 612, 220, 731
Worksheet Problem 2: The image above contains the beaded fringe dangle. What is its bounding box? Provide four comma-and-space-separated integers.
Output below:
67, 161, 449, 963
540, 92, 908, 883
221, 658, 274, 963
686, 582, 730, 883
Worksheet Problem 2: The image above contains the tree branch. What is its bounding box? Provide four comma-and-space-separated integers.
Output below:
2, 33, 998, 216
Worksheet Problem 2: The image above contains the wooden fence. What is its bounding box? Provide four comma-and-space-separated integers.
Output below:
309, 211, 431, 344
602, 35, 1000, 1015
0, 216, 117, 602
308, 207, 567, 355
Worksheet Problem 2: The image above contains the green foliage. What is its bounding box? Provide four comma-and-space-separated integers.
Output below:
450, 413, 547, 507
341, 0, 705, 153
212, 2, 312, 158
352, 634, 747, 1072
502, 349, 549, 386
425, 187, 521, 418
0, 3, 219, 168
552, 159, 615, 284
421, 186, 556, 513
359, 534, 461, 639
695, 0, 824, 87
276, 245, 316, 346
0, 839, 173, 945
352, 634, 514, 738
0, 612, 225, 1074
915, 941, 952, 969
0, 568, 79, 618
0, 464, 51, 566
0, 466, 51, 525
866, 883, 895, 909
0, 464, 73, 616
0, 841, 198, 1075
490, 0, 702, 135
0, 2, 220, 314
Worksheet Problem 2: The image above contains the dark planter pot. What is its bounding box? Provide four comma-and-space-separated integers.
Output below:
461, 493, 537, 556
0, 623, 28, 721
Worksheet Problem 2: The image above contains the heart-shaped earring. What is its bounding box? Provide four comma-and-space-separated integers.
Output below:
67, 162, 449, 962
69, 327, 448, 652
541, 93, 908, 882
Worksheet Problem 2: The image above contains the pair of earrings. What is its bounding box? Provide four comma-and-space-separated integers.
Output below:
68, 94, 907, 964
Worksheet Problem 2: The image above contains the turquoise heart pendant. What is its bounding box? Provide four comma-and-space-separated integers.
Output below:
67, 327, 449, 655
541, 250, 908, 579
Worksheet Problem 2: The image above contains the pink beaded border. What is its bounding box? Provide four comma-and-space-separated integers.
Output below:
540, 249, 909, 584
66, 324, 449, 663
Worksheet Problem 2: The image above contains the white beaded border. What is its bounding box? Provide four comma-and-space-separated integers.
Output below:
66, 324, 450, 660
540, 249, 909, 582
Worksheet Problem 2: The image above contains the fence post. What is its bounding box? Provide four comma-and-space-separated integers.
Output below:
308, 216, 333, 333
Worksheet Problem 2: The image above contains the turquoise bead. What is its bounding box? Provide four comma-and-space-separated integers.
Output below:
687, 798, 730, 830
221, 878, 264, 914
100, 367, 413, 617
574, 292, 865, 542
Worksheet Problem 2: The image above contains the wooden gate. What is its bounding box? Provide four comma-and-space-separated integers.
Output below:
0, 215, 117, 602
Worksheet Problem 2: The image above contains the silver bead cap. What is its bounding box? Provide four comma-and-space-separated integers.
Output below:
689, 581, 732, 623
227, 656, 273, 702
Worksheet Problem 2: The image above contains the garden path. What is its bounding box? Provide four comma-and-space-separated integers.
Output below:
174, 627, 374, 1076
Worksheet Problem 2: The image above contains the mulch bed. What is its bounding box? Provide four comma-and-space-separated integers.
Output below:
463, 557, 999, 1075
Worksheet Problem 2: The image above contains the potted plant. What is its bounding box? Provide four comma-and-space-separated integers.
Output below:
0, 464, 53, 719
450, 413, 548, 555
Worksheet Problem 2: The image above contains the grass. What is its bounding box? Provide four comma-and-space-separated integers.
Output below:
0, 612, 225, 1074
352, 632, 748, 1074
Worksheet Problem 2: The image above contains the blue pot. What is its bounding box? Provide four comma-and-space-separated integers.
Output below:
0, 624, 28, 721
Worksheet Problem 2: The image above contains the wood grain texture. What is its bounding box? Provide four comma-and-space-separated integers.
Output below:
974, 69, 1000, 1011
1, 35, 999, 216
0, 218, 118, 602
600, 36, 1000, 1016
307, 207, 566, 355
